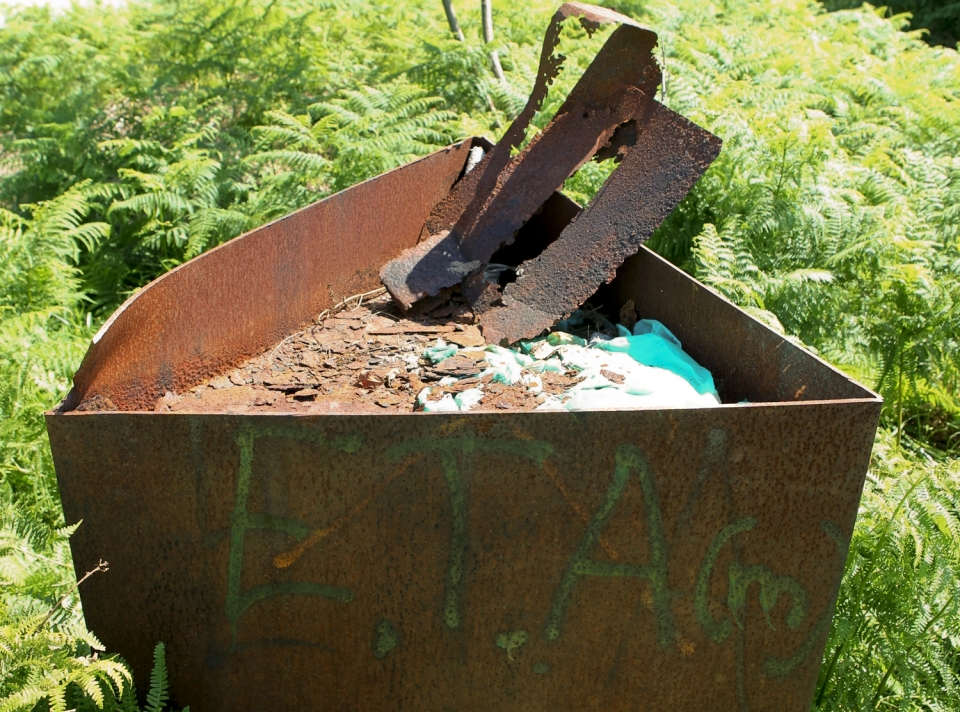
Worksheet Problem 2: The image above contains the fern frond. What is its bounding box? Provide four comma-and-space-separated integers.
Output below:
144, 642, 169, 712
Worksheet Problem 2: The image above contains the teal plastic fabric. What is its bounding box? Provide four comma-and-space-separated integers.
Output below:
415, 318, 720, 411
482, 344, 534, 384
597, 320, 718, 396
423, 341, 458, 364
632, 319, 681, 346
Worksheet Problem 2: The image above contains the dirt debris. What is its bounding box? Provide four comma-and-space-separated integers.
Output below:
161, 292, 583, 415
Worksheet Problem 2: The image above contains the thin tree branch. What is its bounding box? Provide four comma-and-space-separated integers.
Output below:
38, 559, 109, 630
442, 0, 465, 41
481, 0, 505, 82
481, 0, 494, 43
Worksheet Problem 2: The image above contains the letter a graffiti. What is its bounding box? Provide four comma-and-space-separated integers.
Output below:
545, 444, 675, 647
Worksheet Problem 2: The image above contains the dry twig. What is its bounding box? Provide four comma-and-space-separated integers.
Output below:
268, 287, 388, 364
38, 559, 109, 630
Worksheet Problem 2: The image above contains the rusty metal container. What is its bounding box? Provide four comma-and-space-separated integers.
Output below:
46, 138, 881, 712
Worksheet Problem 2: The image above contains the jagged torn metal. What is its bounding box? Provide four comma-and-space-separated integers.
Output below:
479, 102, 721, 344
380, 3, 662, 311
380, 3, 721, 346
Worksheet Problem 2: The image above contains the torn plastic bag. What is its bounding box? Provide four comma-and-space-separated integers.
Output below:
537, 346, 720, 411
596, 319, 717, 396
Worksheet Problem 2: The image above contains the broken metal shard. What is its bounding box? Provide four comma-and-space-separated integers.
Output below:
479, 102, 722, 345
379, 2, 721, 346
380, 3, 664, 311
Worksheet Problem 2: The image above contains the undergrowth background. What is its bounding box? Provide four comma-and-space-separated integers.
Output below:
824, 0, 960, 47
1, 0, 959, 709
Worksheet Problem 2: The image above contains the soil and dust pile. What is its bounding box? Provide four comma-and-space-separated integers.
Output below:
161, 292, 720, 415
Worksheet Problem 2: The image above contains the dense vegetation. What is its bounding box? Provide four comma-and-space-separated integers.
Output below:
824, 1, 960, 48
1, 0, 959, 709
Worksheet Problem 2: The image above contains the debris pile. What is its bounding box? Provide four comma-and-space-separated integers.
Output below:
163, 292, 719, 414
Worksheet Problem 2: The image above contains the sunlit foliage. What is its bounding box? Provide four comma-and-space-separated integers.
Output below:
1, 0, 959, 709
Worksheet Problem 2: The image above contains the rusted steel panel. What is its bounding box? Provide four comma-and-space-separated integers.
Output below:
66, 140, 474, 411
47, 215, 880, 710
380, 3, 663, 310
479, 102, 722, 344
48, 397, 879, 712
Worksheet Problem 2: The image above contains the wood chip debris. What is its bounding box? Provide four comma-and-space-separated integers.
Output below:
367, 324, 456, 335
162, 292, 584, 415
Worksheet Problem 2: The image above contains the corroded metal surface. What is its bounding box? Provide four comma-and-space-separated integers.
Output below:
479, 102, 722, 344
48, 391, 879, 712
64, 140, 476, 411
613, 249, 874, 406
48, 236, 880, 711
380, 3, 664, 311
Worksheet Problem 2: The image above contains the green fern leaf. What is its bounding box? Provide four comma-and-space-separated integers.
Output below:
144, 642, 169, 712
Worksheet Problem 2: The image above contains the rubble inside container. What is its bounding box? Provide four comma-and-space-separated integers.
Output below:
161, 291, 720, 414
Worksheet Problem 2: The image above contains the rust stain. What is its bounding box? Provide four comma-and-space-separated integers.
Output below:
275, 450, 617, 571
542, 459, 621, 561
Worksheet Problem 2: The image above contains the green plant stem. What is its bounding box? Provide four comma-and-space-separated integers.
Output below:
815, 616, 869, 705
897, 347, 904, 449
